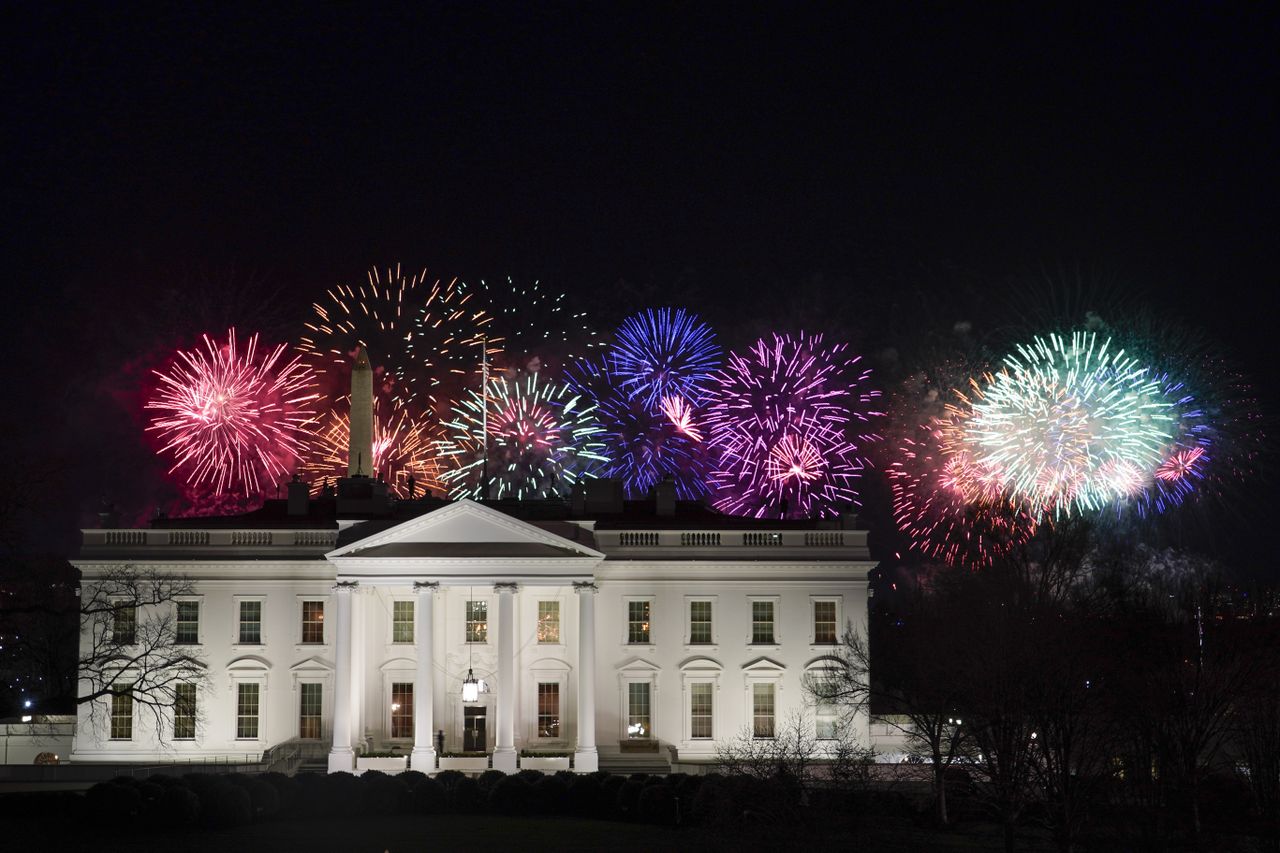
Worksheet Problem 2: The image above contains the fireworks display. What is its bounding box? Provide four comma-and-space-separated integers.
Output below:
478, 277, 603, 374
705, 332, 882, 519
437, 371, 609, 500
146, 329, 319, 500
610, 308, 721, 408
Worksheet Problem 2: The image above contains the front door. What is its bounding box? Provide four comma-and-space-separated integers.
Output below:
463, 706, 487, 752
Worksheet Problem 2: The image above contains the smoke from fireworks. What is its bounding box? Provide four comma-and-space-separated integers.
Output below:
146, 329, 319, 501
706, 332, 881, 519
438, 371, 609, 500
610, 307, 721, 408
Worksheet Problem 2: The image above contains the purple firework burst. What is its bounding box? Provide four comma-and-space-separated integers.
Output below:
705, 332, 882, 519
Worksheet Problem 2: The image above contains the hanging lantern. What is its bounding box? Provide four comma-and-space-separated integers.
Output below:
462, 668, 480, 703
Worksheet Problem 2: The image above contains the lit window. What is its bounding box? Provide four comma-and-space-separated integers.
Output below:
814, 601, 837, 645
690, 682, 713, 739
299, 683, 322, 739
628, 601, 651, 644
466, 601, 488, 643
110, 693, 132, 740
238, 601, 262, 644
752, 601, 775, 644
174, 683, 197, 740
689, 600, 712, 644
391, 682, 413, 739
815, 683, 840, 740
752, 683, 775, 739
392, 601, 414, 644
236, 683, 260, 739
113, 603, 136, 645
175, 601, 199, 645
302, 601, 325, 644
627, 682, 651, 739
537, 683, 560, 738
537, 601, 560, 644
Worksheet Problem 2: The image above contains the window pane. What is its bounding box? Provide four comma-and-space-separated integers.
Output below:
537, 601, 560, 644
237, 683, 260, 739
537, 682, 560, 738
628, 601, 651, 644
302, 601, 325, 644
392, 601, 414, 644
814, 601, 837, 644
176, 601, 200, 645
753, 683, 775, 738
300, 683, 323, 739
690, 682, 713, 739
627, 682, 651, 738
752, 601, 775, 644
466, 601, 488, 643
113, 604, 136, 645
239, 600, 262, 644
689, 601, 712, 644
174, 683, 197, 740
391, 682, 414, 739
110, 693, 132, 740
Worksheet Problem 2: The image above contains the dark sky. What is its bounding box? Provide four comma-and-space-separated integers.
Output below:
5, 4, 1277, 561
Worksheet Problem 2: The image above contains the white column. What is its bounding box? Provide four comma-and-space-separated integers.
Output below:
327, 580, 358, 773
574, 581, 598, 772
492, 582, 518, 772
411, 581, 438, 772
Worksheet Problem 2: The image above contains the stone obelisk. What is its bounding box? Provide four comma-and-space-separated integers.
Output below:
348, 347, 374, 477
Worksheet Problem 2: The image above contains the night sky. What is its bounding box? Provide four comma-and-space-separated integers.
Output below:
5, 4, 1277, 566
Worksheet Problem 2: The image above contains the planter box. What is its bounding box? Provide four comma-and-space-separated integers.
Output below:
438, 756, 489, 772
519, 756, 571, 772
356, 756, 407, 773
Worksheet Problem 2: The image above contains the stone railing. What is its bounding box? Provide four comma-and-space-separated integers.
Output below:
599, 529, 865, 551
83, 529, 339, 550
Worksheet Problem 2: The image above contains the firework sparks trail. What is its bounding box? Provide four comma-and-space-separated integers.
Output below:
661, 395, 703, 442
146, 329, 319, 499
610, 307, 721, 408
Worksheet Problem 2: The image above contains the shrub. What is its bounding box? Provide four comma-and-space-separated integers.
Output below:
691, 775, 733, 827
397, 770, 428, 790
516, 768, 544, 785
197, 779, 252, 829
412, 777, 448, 815
259, 772, 301, 816
361, 771, 411, 816
86, 780, 143, 822
533, 775, 570, 815
229, 775, 281, 818
616, 778, 646, 820
638, 783, 678, 826
477, 769, 506, 792
137, 780, 165, 806
553, 770, 577, 784
321, 771, 363, 818
489, 775, 533, 816
451, 776, 486, 814
601, 775, 626, 818
155, 785, 201, 829
567, 775, 602, 818
292, 772, 327, 817
434, 769, 466, 790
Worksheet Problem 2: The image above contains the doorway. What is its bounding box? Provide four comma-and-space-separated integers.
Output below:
463, 705, 487, 752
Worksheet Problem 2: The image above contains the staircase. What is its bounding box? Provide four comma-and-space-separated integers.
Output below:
599, 743, 671, 775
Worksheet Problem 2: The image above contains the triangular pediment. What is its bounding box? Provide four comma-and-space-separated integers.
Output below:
327, 499, 604, 560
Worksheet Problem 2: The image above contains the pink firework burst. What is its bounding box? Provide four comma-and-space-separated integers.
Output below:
661, 395, 704, 442
1155, 446, 1206, 482
146, 330, 320, 499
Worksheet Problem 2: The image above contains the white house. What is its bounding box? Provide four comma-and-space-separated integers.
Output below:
70, 490, 874, 774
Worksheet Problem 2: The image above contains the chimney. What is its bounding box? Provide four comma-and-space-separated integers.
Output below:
98, 499, 120, 529
287, 474, 310, 516
570, 481, 586, 516
348, 346, 374, 477
654, 477, 676, 516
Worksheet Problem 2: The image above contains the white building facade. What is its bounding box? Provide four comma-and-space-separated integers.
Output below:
70, 498, 874, 773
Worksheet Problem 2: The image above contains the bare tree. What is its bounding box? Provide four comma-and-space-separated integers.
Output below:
77, 565, 207, 743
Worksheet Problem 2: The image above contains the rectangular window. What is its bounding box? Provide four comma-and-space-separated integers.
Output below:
391, 682, 414, 739
814, 601, 837, 645
299, 683, 323, 739
110, 693, 132, 740
301, 601, 325, 644
392, 601, 414, 644
537, 601, 560, 644
236, 683, 260, 739
113, 603, 136, 645
239, 600, 262, 645
537, 682, 560, 738
753, 683, 776, 739
752, 601, 775, 644
174, 683, 197, 740
465, 601, 488, 643
627, 682, 651, 739
815, 686, 840, 740
689, 600, 712, 644
628, 600, 651, 644
690, 682, 713, 739
175, 601, 199, 645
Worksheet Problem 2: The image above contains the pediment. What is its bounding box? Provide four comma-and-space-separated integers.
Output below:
290, 655, 334, 672
328, 499, 604, 560
742, 656, 786, 674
